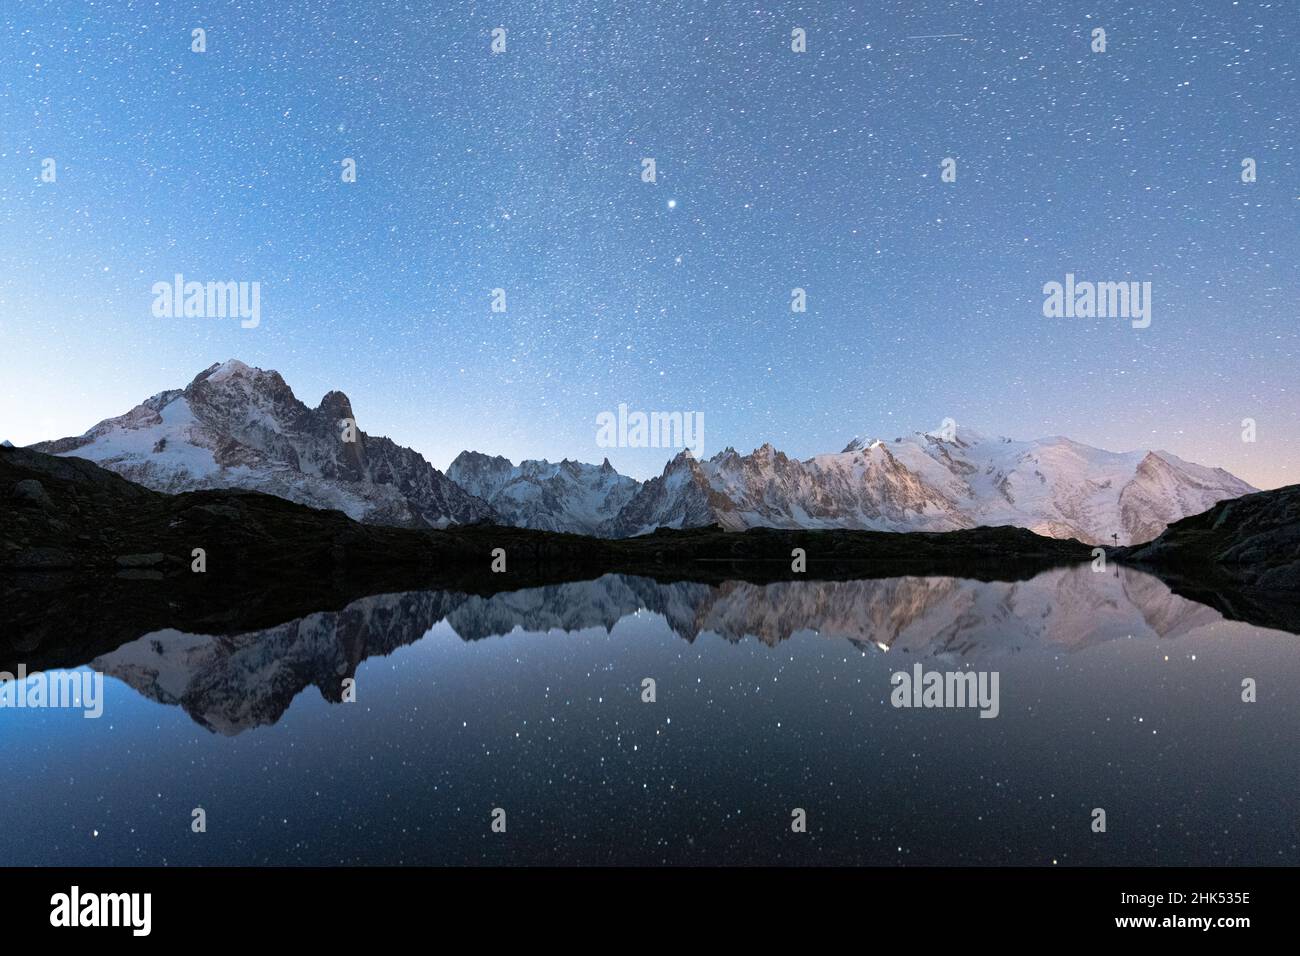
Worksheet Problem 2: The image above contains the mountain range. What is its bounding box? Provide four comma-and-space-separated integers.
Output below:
93, 568, 1224, 735
447, 450, 639, 535
29, 359, 1257, 545
30, 360, 495, 528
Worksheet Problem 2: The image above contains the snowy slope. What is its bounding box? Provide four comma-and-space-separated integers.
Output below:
27, 361, 1255, 543
447, 450, 639, 535
612, 426, 1255, 544
32, 360, 497, 528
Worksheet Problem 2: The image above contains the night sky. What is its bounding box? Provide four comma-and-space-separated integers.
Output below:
1, 1, 1296, 486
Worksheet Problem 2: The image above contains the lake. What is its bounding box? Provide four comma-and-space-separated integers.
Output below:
2, 565, 1296, 866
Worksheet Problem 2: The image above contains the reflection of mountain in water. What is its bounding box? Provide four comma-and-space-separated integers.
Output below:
95, 566, 1232, 735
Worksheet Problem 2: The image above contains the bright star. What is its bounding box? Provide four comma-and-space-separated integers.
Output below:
667, 199, 677, 209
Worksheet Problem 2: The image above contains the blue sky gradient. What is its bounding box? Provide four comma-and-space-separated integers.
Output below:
1, 0, 1296, 485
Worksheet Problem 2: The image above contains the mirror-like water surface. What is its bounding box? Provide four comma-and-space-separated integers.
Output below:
3, 566, 1296, 865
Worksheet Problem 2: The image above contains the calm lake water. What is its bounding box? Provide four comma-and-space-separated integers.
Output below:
2, 565, 1297, 866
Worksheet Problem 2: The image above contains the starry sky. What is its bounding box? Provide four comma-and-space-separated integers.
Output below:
1, 0, 1296, 486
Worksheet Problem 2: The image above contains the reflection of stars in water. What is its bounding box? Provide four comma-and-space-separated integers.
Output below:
20, 572, 1299, 867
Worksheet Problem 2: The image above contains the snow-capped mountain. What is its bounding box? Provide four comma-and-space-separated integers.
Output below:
611, 426, 1256, 545
606, 449, 731, 535
28, 361, 1255, 544
31, 359, 497, 528
447, 451, 639, 535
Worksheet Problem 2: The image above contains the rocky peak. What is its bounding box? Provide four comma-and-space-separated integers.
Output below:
31, 361, 499, 529
668, 448, 699, 468
750, 442, 786, 465
317, 390, 355, 422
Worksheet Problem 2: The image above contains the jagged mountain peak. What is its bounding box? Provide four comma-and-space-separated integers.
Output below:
611, 428, 1256, 544
317, 389, 355, 420
191, 358, 267, 386
841, 435, 877, 454
450, 449, 511, 466
31, 361, 496, 529
208, 357, 252, 377
447, 450, 640, 535
26, 374, 1258, 546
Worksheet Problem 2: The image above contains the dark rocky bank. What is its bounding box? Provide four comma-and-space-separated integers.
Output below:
1110, 482, 1300, 633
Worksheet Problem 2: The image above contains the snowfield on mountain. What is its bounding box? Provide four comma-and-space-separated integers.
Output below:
610, 428, 1256, 545
447, 450, 639, 536
31, 360, 497, 528
30, 361, 1255, 545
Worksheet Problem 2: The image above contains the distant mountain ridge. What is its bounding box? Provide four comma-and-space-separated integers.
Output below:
447, 450, 639, 535
30, 360, 1255, 544
612, 427, 1257, 545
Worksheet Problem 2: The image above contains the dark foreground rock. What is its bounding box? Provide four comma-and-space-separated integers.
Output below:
1113, 483, 1300, 632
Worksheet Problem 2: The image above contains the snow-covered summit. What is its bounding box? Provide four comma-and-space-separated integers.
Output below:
611, 427, 1255, 544
447, 449, 639, 535
24, 362, 1257, 545
31, 360, 496, 528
